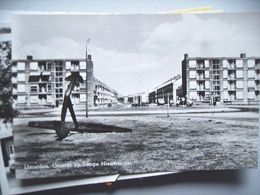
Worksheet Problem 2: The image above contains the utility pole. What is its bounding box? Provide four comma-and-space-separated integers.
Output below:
167, 93, 170, 117
86, 39, 90, 117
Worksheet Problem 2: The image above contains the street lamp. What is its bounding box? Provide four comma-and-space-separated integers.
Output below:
86, 39, 90, 117
167, 92, 170, 117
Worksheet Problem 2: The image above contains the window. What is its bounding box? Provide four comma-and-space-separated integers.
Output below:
205, 60, 209, 68
223, 81, 228, 89
248, 80, 255, 88
214, 75, 220, 80
47, 84, 51, 92
189, 60, 196, 68
66, 61, 71, 69
236, 91, 243, 99
47, 63, 51, 71
236, 70, 243, 78
189, 91, 197, 100
80, 61, 86, 69
71, 61, 79, 71
17, 95, 26, 103
236, 60, 243, 68
222, 60, 228, 68
189, 71, 196, 78
30, 86, 38, 92
248, 70, 255, 78
248, 60, 255, 68
80, 72, 86, 79
17, 84, 25, 92
30, 62, 38, 70
56, 67, 62, 71
214, 86, 220, 90
223, 70, 228, 78
17, 62, 25, 70
236, 80, 243, 88
47, 62, 52, 69
213, 70, 220, 74
205, 71, 209, 78
205, 81, 210, 89
189, 80, 196, 89
30, 95, 38, 103
196, 60, 205, 68
213, 64, 220, 69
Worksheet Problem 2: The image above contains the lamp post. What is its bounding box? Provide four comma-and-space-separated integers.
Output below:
167, 92, 170, 117
86, 39, 90, 117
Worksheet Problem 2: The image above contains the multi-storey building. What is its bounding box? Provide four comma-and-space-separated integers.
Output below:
148, 74, 182, 105
12, 55, 118, 109
93, 78, 119, 106
182, 53, 260, 104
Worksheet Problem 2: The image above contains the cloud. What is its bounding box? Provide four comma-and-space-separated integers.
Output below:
13, 14, 260, 95
14, 37, 165, 95
140, 14, 260, 60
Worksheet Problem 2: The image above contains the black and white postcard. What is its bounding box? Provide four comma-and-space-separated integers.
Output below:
11, 13, 259, 179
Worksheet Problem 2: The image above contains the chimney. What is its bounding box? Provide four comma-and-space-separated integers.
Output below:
87, 55, 92, 60
184, 53, 188, 59
27, 55, 33, 60
240, 53, 246, 58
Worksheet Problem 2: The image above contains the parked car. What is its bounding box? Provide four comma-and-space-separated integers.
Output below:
157, 98, 165, 105
186, 99, 193, 107
176, 98, 193, 107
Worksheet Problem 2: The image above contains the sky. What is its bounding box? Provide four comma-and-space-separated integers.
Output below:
12, 13, 260, 95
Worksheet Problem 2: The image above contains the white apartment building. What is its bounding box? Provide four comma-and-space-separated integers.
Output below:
182, 53, 260, 104
12, 55, 118, 109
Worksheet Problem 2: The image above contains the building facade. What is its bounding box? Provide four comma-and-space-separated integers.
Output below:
126, 92, 149, 106
182, 53, 260, 104
12, 55, 118, 109
148, 74, 182, 105
93, 78, 119, 106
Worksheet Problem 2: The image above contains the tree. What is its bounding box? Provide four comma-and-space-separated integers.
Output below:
0, 41, 13, 123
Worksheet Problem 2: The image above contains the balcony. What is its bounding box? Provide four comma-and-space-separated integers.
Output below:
228, 75, 236, 80
255, 75, 260, 80
196, 75, 205, 80
228, 86, 236, 90
196, 66, 205, 70
227, 64, 236, 69
197, 86, 205, 91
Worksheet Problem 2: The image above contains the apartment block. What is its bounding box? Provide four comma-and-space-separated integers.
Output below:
12, 55, 118, 109
93, 78, 119, 106
182, 53, 260, 104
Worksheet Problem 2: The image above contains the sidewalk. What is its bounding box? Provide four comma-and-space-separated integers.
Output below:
50, 107, 241, 116
18, 106, 244, 116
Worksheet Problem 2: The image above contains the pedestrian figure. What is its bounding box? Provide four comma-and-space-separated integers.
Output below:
213, 97, 217, 107
56, 71, 83, 140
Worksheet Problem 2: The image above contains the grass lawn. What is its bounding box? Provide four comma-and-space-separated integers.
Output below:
14, 112, 259, 179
